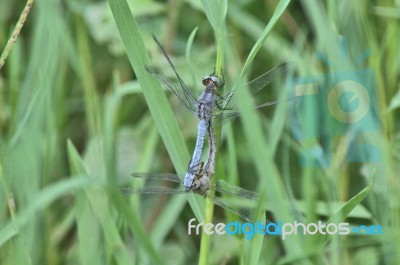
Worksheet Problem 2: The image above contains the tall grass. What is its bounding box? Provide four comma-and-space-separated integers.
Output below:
0, 0, 399, 264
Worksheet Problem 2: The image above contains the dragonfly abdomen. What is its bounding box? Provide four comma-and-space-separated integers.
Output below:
183, 119, 208, 190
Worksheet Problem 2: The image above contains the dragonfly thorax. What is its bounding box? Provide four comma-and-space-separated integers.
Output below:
196, 91, 214, 120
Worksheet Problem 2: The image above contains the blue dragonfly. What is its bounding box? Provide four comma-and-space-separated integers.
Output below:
147, 34, 291, 191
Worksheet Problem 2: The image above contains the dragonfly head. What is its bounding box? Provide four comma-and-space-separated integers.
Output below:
202, 75, 222, 90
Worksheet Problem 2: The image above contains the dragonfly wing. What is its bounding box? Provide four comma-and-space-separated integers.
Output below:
206, 193, 255, 223
131, 173, 182, 183
149, 34, 198, 112
121, 185, 188, 195
210, 63, 293, 125
213, 180, 259, 200
146, 66, 197, 113
215, 62, 292, 107
210, 100, 279, 126
246, 62, 292, 94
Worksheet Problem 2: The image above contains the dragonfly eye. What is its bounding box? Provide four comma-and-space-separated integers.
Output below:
202, 76, 211, 86
210, 76, 220, 85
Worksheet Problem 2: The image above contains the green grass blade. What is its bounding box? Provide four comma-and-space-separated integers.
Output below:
0, 176, 93, 247
278, 174, 375, 265
317, 173, 375, 247
240, 0, 291, 75
233, 1, 308, 264
107, 0, 204, 221
197, 1, 227, 265
67, 140, 134, 265
200, 0, 227, 34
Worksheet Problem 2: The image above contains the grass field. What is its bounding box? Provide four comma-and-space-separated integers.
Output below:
1, 0, 399, 264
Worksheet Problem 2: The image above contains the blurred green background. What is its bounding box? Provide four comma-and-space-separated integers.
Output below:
1, 0, 399, 264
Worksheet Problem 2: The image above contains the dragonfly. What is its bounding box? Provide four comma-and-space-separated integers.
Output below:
147, 34, 291, 191
122, 163, 261, 223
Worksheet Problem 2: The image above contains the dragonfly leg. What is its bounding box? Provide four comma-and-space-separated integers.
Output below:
187, 161, 204, 174
215, 99, 233, 111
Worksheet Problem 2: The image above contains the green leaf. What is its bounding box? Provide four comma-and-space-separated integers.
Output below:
67, 140, 133, 265
107, 0, 204, 221
388, 88, 400, 111
317, 173, 375, 247
200, 0, 227, 33
240, 0, 292, 75
278, 174, 375, 265
0, 176, 93, 247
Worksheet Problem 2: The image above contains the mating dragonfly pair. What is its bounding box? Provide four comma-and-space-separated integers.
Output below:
122, 34, 290, 222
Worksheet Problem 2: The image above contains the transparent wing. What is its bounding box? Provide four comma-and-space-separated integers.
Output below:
217, 62, 292, 107
124, 172, 186, 195
213, 179, 259, 201
126, 173, 261, 222
148, 34, 198, 113
210, 62, 293, 125
246, 62, 292, 95
206, 193, 255, 223
131, 173, 182, 184
146, 66, 197, 113
210, 100, 280, 126
121, 185, 188, 195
